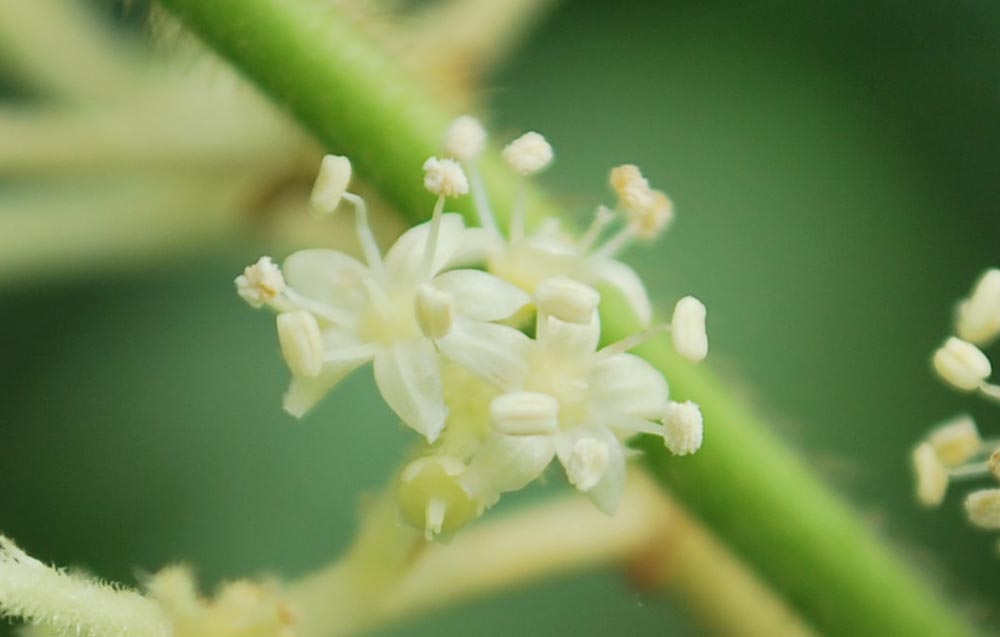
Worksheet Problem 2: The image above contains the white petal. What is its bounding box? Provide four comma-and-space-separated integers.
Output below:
447, 227, 505, 267
585, 258, 653, 326
433, 270, 530, 321
588, 353, 669, 419
438, 320, 531, 390
282, 331, 375, 418
465, 433, 555, 495
557, 426, 626, 515
373, 340, 449, 442
538, 313, 601, 358
283, 249, 370, 311
383, 213, 467, 281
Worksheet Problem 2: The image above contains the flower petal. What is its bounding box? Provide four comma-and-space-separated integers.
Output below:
586, 258, 652, 326
465, 433, 555, 495
438, 320, 531, 390
556, 426, 626, 515
383, 213, 467, 281
447, 227, 504, 268
283, 249, 370, 311
373, 340, 448, 442
538, 313, 601, 358
588, 352, 669, 419
282, 330, 375, 418
433, 270, 530, 321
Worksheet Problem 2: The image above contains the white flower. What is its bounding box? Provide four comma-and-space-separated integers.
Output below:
238, 159, 528, 442
461, 311, 680, 514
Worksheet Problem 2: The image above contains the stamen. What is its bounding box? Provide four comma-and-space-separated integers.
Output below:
342, 192, 384, 278
421, 196, 447, 278
509, 177, 526, 242
280, 288, 357, 327
979, 383, 1000, 404
596, 323, 669, 360
592, 224, 638, 259
949, 462, 991, 481
578, 205, 616, 252
468, 164, 500, 235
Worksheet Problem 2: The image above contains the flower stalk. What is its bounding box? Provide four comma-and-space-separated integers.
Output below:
156, 0, 978, 635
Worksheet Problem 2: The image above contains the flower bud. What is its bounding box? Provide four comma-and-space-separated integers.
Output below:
235, 256, 285, 308
490, 391, 559, 435
927, 414, 981, 467
423, 157, 469, 197
533, 277, 600, 325
415, 284, 454, 340
932, 337, 991, 391
912, 442, 948, 507
956, 268, 1000, 345
663, 400, 704, 456
443, 116, 486, 161
502, 132, 553, 175
671, 296, 708, 362
277, 311, 323, 378
564, 437, 610, 492
397, 456, 482, 540
965, 488, 1000, 529
309, 154, 352, 215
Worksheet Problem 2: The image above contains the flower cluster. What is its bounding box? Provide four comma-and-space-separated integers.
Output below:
912, 269, 1000, 537
237, 117, 709, 540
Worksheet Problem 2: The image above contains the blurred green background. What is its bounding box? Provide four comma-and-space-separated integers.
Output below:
2, 1, 1000, 635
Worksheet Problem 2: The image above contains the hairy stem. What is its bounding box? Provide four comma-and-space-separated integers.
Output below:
156, 1, 977, 635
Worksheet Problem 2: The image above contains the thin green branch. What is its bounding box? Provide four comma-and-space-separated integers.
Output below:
155, 1, 979, 636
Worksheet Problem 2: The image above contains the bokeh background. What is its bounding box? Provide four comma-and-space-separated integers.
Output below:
2, 1, 1000, 635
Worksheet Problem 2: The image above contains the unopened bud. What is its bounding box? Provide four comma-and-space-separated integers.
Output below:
965, 488, 1000, 529
565, 438, 609, 492
443, 116, 486, 161
423, 157, 469, 197
671, 296, 708, 362
927, 414, 981, 467
932, 337, 991, 391
277, 311, 323, 378
957, 268, 1000, 345
663, 400, 703, 456
415, 284, 454, 340
310, 155, 352, 215
502, 132, 553, 175
490, 391, 559, 435
912, 442, 949, 507
397, 456, 482, 540
534, 277, 600, 325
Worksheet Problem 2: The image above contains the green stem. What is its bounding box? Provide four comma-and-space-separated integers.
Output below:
156, 1, 978, 636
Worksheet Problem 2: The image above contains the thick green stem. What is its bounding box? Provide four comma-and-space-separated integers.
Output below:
156, 1, 977, 636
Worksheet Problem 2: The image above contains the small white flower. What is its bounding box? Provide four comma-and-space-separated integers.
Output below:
927, 414, 981, 467
965, 488, 1000, 529
238, 157, 528, 442
423, 157, 469, 198
309, 154, 352, 215
461, 312, 677, 514
443, 115, 487, 161
912, 442, 949, 507
502, 131, 553, 175
663, 400, 704, 455
956, 268, 1000, 346
932, 336, 991, 392
235, 257, 285, 308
